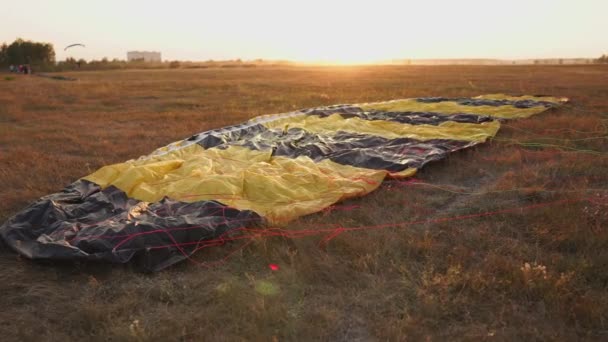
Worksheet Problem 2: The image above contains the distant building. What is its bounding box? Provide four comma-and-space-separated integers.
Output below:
127, 51, 162, 62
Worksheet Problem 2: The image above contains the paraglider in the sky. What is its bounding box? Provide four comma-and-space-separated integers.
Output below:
64, 44, 86, 68
64, 43, 85, 51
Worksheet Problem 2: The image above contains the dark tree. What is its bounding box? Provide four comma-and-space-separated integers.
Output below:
0, 43, 8, 65
1, 38, 55, 66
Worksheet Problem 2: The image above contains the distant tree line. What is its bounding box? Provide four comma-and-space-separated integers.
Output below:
0, 38, 292, 72
597, 54, 608, 64
0, 38, 55, 67
50, 58, 276, 72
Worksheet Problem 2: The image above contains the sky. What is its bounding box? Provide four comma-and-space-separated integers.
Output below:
2, 0, 607, 64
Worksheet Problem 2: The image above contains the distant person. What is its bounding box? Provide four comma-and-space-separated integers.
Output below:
9, 65, 15, 73
18, 65, 23, 73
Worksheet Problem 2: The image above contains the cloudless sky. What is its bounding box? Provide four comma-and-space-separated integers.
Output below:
2, 0, 607, 63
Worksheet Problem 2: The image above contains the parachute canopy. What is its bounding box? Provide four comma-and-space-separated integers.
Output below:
0, 94, 567, 271
64, 43, 85, 51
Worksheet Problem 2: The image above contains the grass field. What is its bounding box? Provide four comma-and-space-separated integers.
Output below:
1, 65, 607, 341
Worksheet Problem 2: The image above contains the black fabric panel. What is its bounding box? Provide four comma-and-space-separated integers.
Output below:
305, 106, 494, 125
416, 97, 558, 108
0, 180, 262, 271
189, 122, 269, 149
272, 129, 473, 171
193, 107, 492, 151
208, 127, 473, 172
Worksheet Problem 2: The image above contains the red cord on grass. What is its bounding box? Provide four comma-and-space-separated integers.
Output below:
105, 196, 590, 269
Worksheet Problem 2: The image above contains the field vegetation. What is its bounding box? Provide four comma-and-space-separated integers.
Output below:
1, 65, 607, 340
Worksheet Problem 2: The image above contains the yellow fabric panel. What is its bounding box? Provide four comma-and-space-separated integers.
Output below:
261, 113, 500, 143
231, 157, 388, 222
85, 163, 132, 189
84, 144, 390, 223
388, 167, 418, 178
474, 93, 568, 104
359, 99, 546, 119
85, 144, 270, 194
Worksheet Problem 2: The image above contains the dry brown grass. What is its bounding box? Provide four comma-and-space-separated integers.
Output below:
1, 65, 607, 341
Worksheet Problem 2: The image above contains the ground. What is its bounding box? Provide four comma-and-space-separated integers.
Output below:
1, 65, 607, 341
